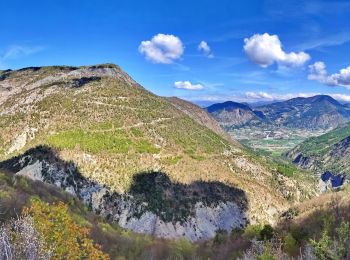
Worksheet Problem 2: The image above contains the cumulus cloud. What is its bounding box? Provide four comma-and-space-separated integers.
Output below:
308, 61, 328, 81
245, 91, 274, 100
198, 41, 214, 58
243, 33, 310, 68
174, 81, 204, 90
138, 34, 184, 64
308, 61, 350, 88
331, 94, 350, 102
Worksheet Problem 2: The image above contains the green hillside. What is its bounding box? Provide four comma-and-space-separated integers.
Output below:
287, 123, 350, 174
293, 123, 350, 157
0, 64, 315, 239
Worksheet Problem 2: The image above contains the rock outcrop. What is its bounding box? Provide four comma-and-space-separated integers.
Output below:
1, 146, 247, 241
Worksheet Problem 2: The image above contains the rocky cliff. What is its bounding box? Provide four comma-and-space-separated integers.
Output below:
1, 146, 247, 241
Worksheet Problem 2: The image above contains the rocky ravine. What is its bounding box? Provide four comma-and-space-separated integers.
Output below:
1, 146, 247, 242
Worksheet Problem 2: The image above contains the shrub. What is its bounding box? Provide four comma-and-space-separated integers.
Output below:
213, 229, 228, 244
283, 233, 299, 256
23, 199, 109, 259
257, 246, 276, 260
260, 225, 274, 241
243, 224, 264, 240
310, 219, 350, 260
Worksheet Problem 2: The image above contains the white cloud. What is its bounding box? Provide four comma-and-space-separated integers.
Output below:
330, 94, 350, 102
0, 45, 44, 69
308, 61, 350, 88
244, 91, 350, 103
308, 61, 327, 81
174, 81, 204, 90
328, 67, 350, 87
244, 91, 318, 101
245, 91, 274, 100
138, 33, 184, 64
181, 92, 350, 104
198, 41, 214, 58
243, 33, 310, 68
2, 45, 43, 60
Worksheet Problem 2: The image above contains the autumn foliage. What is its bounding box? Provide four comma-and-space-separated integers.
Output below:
23, 199, 109, 259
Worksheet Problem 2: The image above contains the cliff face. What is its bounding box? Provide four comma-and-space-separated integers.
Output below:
1, 146, 247, 241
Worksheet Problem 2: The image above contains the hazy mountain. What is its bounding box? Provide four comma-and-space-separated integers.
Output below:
0, 64, 314, 241
287, 123, 350, 175
207, 95, 350, 130
258, 95, 350, 129
206, 101, 266, 129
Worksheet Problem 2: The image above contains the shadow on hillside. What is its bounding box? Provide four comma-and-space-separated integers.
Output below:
126, 171, 247, 223
0, 145, 248, 224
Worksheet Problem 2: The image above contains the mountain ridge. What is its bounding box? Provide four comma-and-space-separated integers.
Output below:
205, 101, 265, 129
207, 95, 350, 130
0, 64, 315, 240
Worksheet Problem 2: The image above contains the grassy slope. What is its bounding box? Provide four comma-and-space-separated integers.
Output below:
287, 123, 350, 174
0, 65, 315, 224
294, 123, 350, 157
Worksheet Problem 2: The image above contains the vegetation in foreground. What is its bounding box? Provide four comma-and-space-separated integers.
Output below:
1, 168, 349, 259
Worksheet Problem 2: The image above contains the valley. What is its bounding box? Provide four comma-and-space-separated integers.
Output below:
0, 64, 349, 259
3, 1, 350, 258
206, 95, 350, 157
230, 126, 327, 156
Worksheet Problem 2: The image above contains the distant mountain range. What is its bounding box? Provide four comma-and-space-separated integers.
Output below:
206, 95, 350, 130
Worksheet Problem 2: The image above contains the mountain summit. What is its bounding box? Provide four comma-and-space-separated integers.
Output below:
0, 64, 313, 241
258, 95, 350, 129
206, 101, 265, 128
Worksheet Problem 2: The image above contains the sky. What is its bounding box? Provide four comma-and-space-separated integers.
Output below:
1, 0, 350, 105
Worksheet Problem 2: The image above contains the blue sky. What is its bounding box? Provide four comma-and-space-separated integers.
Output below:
1, 0, 350, 105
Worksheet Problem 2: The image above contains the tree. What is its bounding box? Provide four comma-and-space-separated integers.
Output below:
23, 199, 109, 260
260, 225, 274, 241
310, 219, 350, 260
310, 229, 332, 260
335, 220, 350, 259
